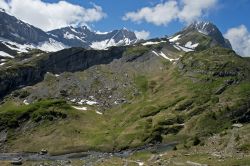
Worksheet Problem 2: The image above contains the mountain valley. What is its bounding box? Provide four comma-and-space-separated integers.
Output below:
0, 7, 250, 166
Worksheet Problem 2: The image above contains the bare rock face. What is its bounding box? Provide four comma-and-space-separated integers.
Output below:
0, 47, 126, 98
0, 10, 49, 44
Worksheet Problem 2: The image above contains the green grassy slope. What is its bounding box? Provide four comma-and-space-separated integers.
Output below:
1, 47, 250, 155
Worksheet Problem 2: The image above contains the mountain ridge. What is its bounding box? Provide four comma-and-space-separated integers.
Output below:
48, 25, 138, 49
0, 9, 138, 54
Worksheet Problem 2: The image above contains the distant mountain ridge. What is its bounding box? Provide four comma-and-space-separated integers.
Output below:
0, 9, 233, 61
48, 26, 137, 49
0, 9, 138, 54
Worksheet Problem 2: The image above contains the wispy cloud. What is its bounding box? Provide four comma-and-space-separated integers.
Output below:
0, 0, 107, 31
224, 25, 250, 57
123, 1, 179, 26
123, 0, 218, 25
134, 30, 150, 40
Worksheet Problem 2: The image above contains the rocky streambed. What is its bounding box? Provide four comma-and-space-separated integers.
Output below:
0, 142, 177, 164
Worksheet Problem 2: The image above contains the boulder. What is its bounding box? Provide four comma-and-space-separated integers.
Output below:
40, 149, 48, 155
10, 157, 23, 165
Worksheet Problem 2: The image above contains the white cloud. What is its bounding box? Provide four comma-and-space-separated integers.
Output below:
134, 30, 150, 40
178, 0, 217, 24
0, 1, 9, 10
123, 1, 179, 26
0, 0, 106, 31
224, 25, 250, 57
123, 0, 218, 25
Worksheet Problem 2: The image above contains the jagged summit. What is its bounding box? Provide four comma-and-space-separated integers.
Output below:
186, 21, 215, 35
48, 25, 137, 49
168, 21, 232, 50
186, 21, 232, 49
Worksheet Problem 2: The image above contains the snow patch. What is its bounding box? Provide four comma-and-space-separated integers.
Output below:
185, 41, 199, 49
173, 43, 194, 52
198, 30, 208, 35
70, 98, 76, 103
142, 41, 166, 46
0, 63, 5, 66
0, 51, 14, 58
95, 31, 109, 35
86, 100, 98, 105
23, 100, 30, 105
96, 111, 103, 115
77, 99, 85, 105
90, 39, 116, 50
1, 37, 66, 53
70, 28, 78, 34
152, 50, 159, 56
71, 99, 98, 105
63, 32, 76, 39
152, 51, 179, 62
0, 37, 35, 53
177, 45, 194, 52
136, 161, 144, 166
169, 35, 181, 42
159, 52, 179, 62
72, 106, 87, 111
38, 38, 67, 52
159, 52, 169, 60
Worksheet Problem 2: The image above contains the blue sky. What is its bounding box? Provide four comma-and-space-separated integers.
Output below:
39, 0, 250, 38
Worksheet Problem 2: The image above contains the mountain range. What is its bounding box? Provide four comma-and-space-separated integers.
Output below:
0, 8, 232, 59
0, 8, 137, 54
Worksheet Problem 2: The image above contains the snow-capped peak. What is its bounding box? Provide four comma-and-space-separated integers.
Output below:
193, 21, 211, 29
187, 21, 217, 35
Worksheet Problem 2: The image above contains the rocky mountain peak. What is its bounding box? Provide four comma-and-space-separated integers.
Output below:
175, 21, 232, 49
187, 21, 220, 36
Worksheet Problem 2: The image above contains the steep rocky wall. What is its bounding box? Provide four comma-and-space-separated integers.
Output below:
0, 47, 126, 98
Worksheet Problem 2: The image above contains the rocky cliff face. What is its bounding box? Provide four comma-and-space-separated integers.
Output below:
0, 10, 49, 44
0, 47, 126, 98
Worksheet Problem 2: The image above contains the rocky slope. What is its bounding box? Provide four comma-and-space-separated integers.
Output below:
0, 47, 126, 98
1, 41, 250, 153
